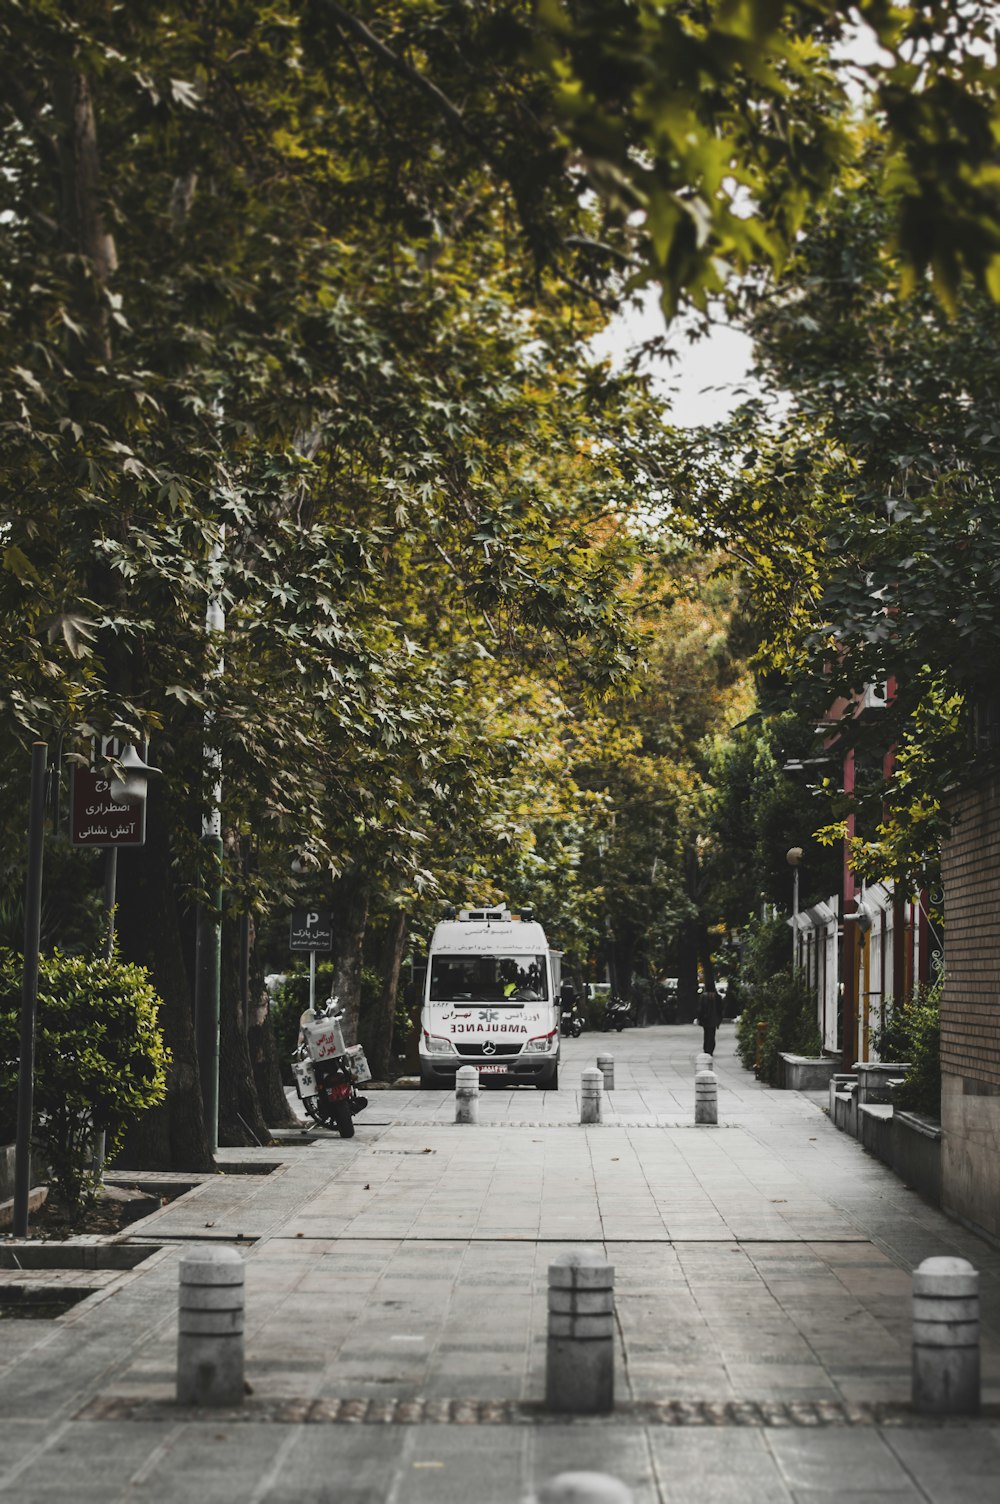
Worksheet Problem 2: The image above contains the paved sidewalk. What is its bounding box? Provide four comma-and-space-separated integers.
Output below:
2, 1026, 1000, 1502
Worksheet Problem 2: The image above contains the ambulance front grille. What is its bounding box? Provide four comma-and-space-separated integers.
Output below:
453, 1043, 522, 1058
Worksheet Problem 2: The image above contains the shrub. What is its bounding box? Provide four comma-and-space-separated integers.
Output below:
0, 948, 170, 1219
869, 1004, 911, 1062
736, 969, 821, 1086
734, 914, 821, 1086
878, 980, 942, 1120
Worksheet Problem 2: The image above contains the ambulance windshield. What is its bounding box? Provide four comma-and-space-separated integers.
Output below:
429, 954, 548, 1003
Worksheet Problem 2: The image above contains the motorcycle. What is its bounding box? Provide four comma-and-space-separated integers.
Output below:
291, 996, 371, 1138
560, 1003, 584, 1038
600, 995, 632, 1032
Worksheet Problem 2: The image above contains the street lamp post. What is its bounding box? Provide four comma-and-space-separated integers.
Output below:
787, 847, 803, 971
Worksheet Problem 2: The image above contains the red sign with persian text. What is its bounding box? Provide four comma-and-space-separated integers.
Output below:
70, 768, 146, 847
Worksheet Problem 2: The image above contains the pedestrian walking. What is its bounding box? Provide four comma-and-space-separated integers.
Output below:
697, 986, 721, 1057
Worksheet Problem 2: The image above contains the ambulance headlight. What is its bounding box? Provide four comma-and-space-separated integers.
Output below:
424, 1032, 457, 1056
523, 1029, 557, 1054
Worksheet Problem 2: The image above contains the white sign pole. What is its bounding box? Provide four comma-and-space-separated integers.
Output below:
309, 949, 317, 1014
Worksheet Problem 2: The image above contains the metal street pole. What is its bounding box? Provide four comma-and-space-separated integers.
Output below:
14, 742, 48, 1237
787, 847, 803, 973
103, 846, 118, 959
194, 835, 223, 1150
194, 535, 225, 1151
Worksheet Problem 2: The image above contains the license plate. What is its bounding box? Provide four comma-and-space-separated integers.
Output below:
477, 1064, 508, 1074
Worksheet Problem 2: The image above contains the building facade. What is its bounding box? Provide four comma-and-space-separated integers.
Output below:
940, 773, 1000, 1241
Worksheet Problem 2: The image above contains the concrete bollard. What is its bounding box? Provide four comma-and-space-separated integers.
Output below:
912, 1256, 980, 1415
695, 1051, 712, 1073
695, 1069, 718, 1125
536, 1474, 633, 1504
596, 1053, 615, 1092
455, 1064, 480, 1125
546, 1250, 615, 1414
177, 1245, 245, 1407
580, 1067, 603, 1124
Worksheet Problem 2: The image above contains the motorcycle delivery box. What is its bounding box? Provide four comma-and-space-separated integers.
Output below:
419, 906, 561, 1089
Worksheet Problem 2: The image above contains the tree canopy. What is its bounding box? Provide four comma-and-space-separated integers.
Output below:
675, 154, 1000, 887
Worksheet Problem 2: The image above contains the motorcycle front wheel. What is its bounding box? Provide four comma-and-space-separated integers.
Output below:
332, 1099, 355, 1138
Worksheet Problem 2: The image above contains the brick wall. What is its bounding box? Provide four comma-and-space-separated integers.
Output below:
941, 775, 1000, 1086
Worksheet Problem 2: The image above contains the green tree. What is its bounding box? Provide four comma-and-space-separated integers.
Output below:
704, 713, 842, 932
551, 563, 755, 1006
0, 948, 169, 1218
0, 1, 665, 1155
679, 162, 1000, 885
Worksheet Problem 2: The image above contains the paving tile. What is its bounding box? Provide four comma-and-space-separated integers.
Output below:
880, 1426, 1000, 1504
649, 1430, 794, 1503
765, 1429, 920, 1493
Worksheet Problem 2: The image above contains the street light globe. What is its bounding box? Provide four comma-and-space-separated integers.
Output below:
109, 744, 161, 802
786, 846, 804, 866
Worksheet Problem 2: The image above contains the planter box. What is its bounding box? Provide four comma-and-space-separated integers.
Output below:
829, 1073, 857, 1116
831, 1085, 858, 1137
827, 1076, 943, 1209
891, 1110, 942, 1207
0, 1142, 46, 1202
857, 1061, 910, 1105
779, 1054, 840, 1091
0, 1186, 47, 1231
838, 1103, 942, 1208
824, 1082, 860, 1137
859, 1103, 894, 1162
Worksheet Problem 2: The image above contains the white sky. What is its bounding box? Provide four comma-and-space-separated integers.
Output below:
590, 287, 757, 428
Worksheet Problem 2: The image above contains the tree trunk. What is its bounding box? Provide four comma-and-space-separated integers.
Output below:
48, 60, 203, 1172
52, 66, 116, 361
698, 924, 718, 994
359, 908, 407, 1080
250, 991, 300, 1128
610, 935, 635, 999
113, 786, 212, 1170
247, 919, 299, 1128
329, 872, 370, 1043
676, 921, 700, 1022
217, 908, 271, 1147
399, 958, 424, 1074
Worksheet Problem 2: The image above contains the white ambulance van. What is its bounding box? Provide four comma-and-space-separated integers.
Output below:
419, 906, 562, 1090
